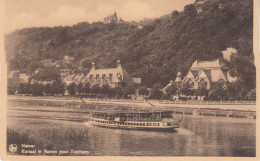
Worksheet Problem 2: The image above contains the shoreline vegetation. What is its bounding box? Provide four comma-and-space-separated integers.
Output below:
8, 95, 256, 119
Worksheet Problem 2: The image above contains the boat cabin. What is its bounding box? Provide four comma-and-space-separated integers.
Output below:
91, 111, 174, 122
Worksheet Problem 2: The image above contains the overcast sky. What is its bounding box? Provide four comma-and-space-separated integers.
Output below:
4, 0, 194, 33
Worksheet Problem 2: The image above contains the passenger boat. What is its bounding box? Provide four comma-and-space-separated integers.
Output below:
88, 110, 182, 132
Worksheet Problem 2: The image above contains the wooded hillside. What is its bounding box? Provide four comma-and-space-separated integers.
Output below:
5, 0, 254, 88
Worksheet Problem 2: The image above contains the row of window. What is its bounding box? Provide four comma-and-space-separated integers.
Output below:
187, 79, 208, 87
89, 74, 113, 80
91, 119, 161, 127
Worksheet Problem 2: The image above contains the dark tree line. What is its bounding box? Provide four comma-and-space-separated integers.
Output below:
162, 81, 256, 101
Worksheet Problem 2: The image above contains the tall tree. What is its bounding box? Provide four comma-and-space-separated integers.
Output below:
66, 83, 77, 95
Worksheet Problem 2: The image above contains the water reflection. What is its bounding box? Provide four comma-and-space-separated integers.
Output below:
7, 101, 256, 156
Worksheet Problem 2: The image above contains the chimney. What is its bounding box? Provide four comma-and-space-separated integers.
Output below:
92, 62, 95, 70
117, 60, 121, 68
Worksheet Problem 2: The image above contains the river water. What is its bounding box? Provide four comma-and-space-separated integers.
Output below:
7, 100, 256, 156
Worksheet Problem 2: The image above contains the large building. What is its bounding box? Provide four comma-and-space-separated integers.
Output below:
164, 58, 236, 93
182, 59, 236, 90
83, 60, 138, 87
63, 60, 141, 87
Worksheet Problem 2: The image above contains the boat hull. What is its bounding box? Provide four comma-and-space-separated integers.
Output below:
88, 120, 180, 132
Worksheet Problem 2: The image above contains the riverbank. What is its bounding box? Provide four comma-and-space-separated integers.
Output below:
7, 95, 256, 119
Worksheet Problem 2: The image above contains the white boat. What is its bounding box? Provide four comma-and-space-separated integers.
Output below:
89, 110, 182, 132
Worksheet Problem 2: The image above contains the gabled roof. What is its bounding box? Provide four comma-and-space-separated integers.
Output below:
185, 70, 196, 80
190, 59, 225, 70
202, 70, 212, 81
85, 61, 135, 84
190, 70, 199, 78
211, 70, 228, 82
198, 70, 210, 81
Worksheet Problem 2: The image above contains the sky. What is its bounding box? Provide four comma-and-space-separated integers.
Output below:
4, 0, 194, 33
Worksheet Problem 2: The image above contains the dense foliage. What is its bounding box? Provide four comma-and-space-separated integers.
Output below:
5, 0, 254, 93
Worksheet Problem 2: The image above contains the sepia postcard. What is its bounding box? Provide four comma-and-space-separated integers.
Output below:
0, 0, 259, 160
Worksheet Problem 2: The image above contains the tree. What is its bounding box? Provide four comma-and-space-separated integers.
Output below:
100, 84, 110, 97
17, 82, 31, 94
165, 83, 177, 98
246, 89, 256, 101
208, 82, 226, 101
138, 86, 149, 96
8, 82, 18, 95
113, 86, 124, 98
83, 83, 91, 95
229, 55, 255, 90
66, 83, 77, 95
32, 67, 61, 82
76, 83, 84, 95
184, 4, 197, 17
30, 82, 44, 96
180, 82, 192, 96
225, 82, 241, 100
122, 84, 136, 98
91, 84, 100, 94
51, 81, 65, 96
44, 83, 52, 95
150, 83, 163, 100
27, 61, 43, 74
57, 82, 66, 95
80, 58, 92, 69
196, 79, 207, 97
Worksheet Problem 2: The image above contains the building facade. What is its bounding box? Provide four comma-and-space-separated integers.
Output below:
63, 60, 141, 87
82, 60, 136, 87
182, 59, 235, 90
164, 58, 236, 92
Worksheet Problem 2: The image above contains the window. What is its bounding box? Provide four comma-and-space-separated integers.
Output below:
102, 74, 106, 79
89, 74, 93, 80
198, 79, 207, 88
188, 79, 194, 87
96, 74, 100, 79
109, 74, 113, 81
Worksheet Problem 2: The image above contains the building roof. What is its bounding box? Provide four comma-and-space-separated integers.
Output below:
190, 59, 226, 70
133, 78, 141, 84
85, 60, 135, 84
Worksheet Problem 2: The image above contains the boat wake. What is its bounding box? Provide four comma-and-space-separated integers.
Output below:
176, 128, 195, 136
83, 121, 92, 127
